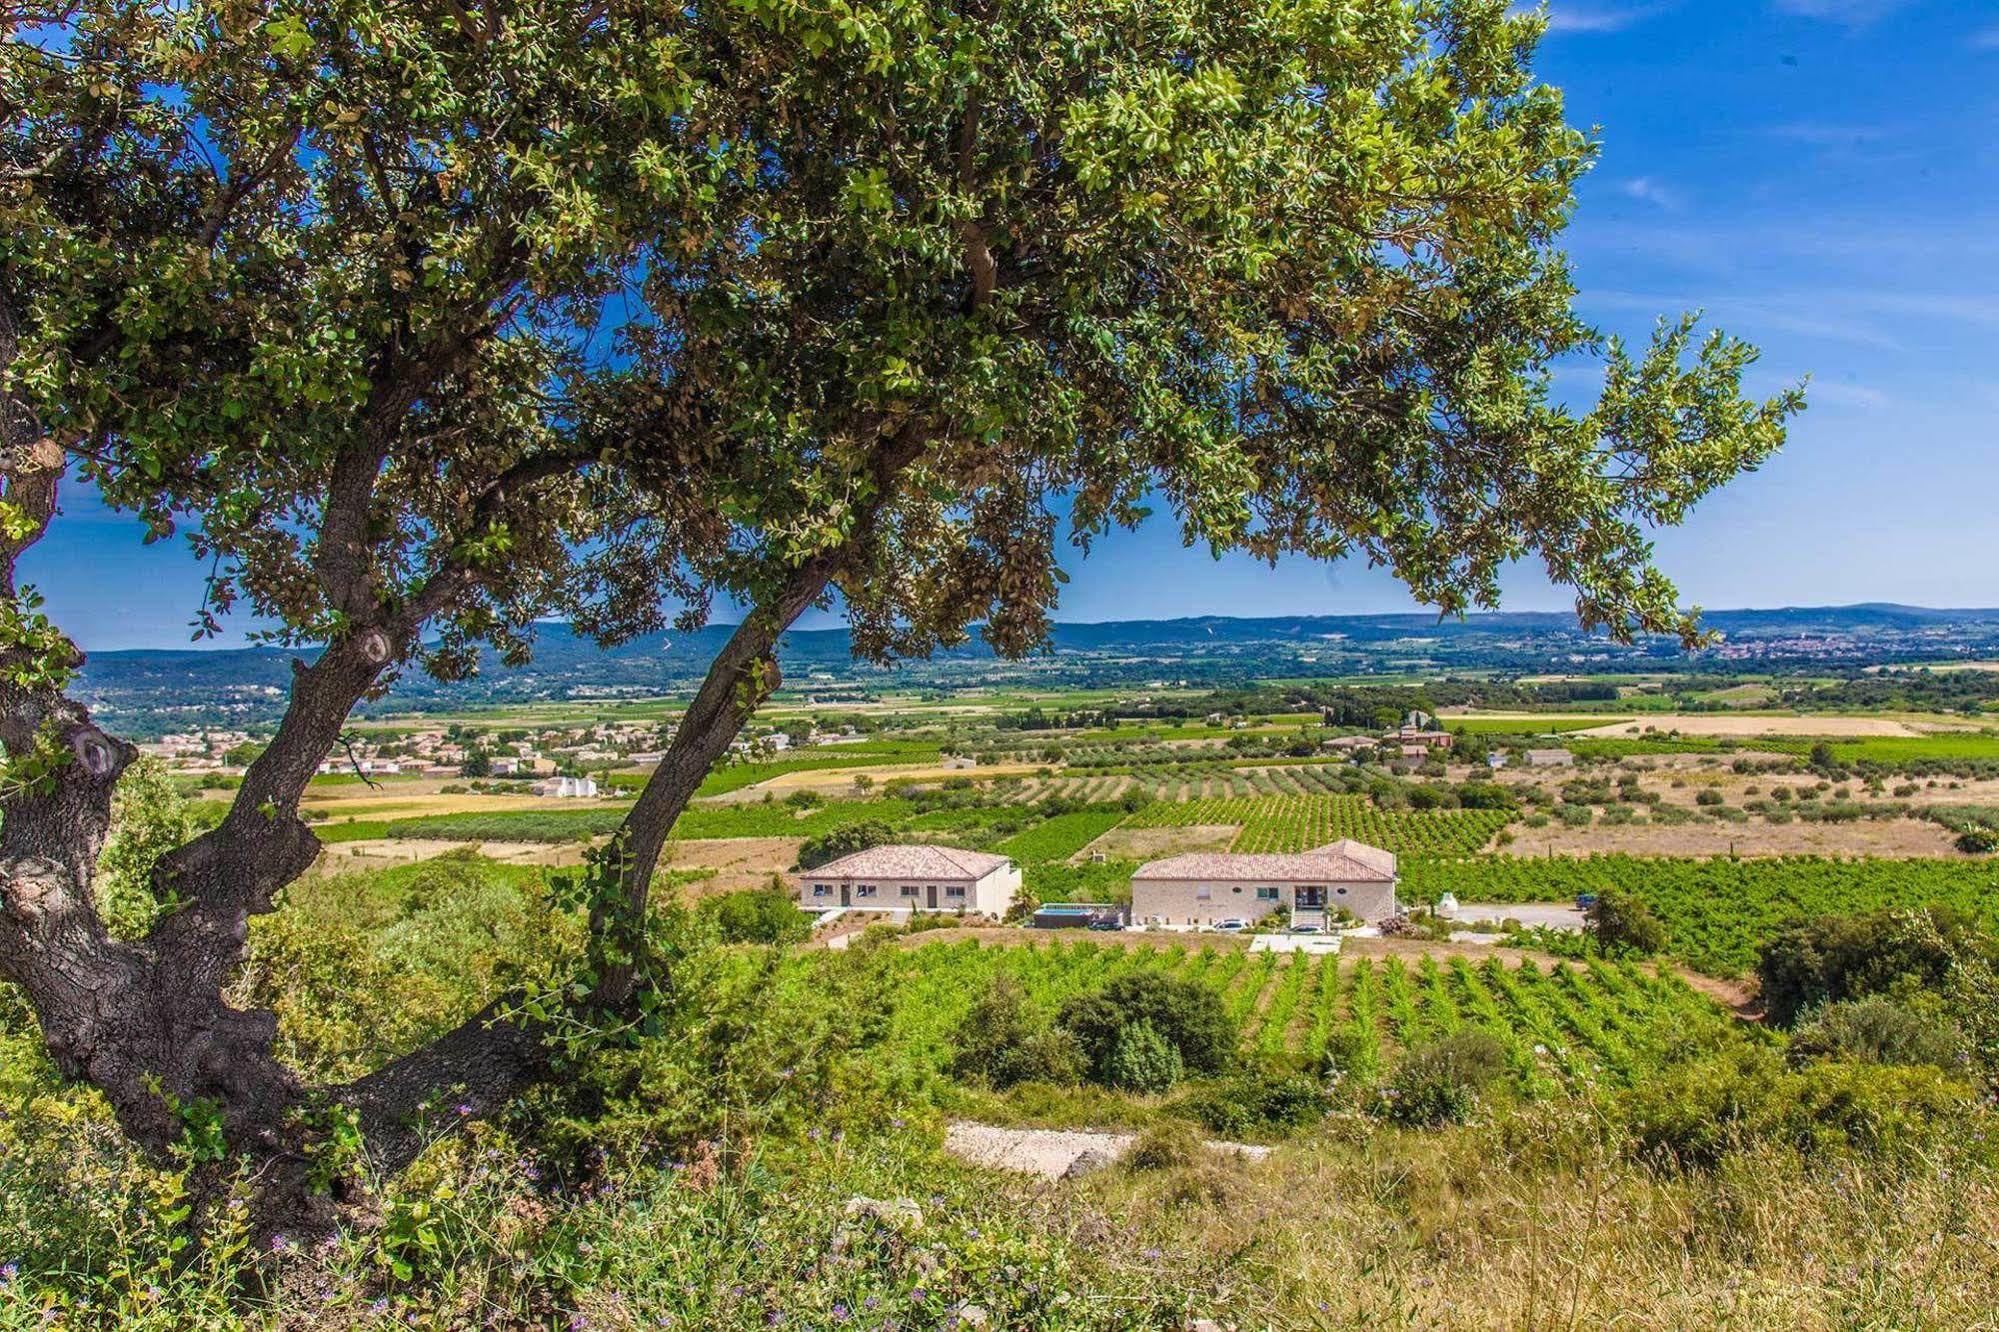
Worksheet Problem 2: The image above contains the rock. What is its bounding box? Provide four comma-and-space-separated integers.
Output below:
840, 1196, 924, 1232
1186, 1320, 1224, 1332
1062, 1148, 1117, 1180
953, 1305, 990, 1327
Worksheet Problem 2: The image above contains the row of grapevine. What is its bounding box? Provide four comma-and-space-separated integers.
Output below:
1401, 854, 1999, 976
1124, 795, 1509, 856
815, 940, 1731, 1097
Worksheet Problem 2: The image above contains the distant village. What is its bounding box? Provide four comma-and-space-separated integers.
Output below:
135, 716, 858, 795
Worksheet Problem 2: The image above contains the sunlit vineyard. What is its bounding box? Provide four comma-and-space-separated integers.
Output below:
1402, 855, 1999, 976
1125, 794, 1510, 855
796, 939, 1732, 1095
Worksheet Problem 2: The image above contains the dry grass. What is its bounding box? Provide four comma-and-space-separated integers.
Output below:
1078, 823, 1240, 861
1081, 1107, 1999, 1330
1499, 817, 1966, 860
1572, 715, 1924, 739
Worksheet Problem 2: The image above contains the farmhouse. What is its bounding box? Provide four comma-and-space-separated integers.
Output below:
531, 775, 598, 798
1131, 839, 1398, 928
795, 844, 1021, 917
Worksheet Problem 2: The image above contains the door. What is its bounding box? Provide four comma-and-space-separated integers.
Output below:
1297, 886, 1324, 909
927, 885, 938, 909
840, 884, 850, 907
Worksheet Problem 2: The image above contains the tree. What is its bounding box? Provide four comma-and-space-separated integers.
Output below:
796, 819, 897, 871
1584, 886, 1667, 956
459, 748, 492, 779
2, 0, 1798, 1234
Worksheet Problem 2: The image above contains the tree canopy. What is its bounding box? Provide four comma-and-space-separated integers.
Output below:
0, 0, 1800, 1233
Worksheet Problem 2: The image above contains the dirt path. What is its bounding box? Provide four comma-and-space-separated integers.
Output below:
944, 1123, 1270, 1179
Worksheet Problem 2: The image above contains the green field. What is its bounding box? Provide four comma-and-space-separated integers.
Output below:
1126, 794, 1510, 856
800, 939, 1732, 1094
1403, 855, 1999, 976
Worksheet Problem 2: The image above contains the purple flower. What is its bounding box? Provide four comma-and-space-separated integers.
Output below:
832, 1304, 850, 1323
1141, 1247, 1162, 1261
456, 1103, 475, 1117
0, 1262, 17, 1283
808, 1128, 822, 1141
269, 1234, 290, 1253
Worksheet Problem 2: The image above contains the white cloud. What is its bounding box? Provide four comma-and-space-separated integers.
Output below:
1764, 123, 1890, 146
1808, 381, 1891, 410
1770, 0, 1915, 25
1972, 26, 1999, 51
1512, 2, 1677, 33
1616, 177, 1686, 211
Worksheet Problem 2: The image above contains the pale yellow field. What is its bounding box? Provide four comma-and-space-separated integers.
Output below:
1571, 714, 1923, 738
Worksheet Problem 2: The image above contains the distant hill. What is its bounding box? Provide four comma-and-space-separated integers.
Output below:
72, 604, 1999, 735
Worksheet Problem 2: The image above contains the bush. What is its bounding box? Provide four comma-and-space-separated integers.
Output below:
796, 818, 897, 870
1378, 1031, 1509, 1127
1787, 996, 1966, 1071
1182, 1069, 1330, 1135
1584, 886, 1667, 956
1123, 1119, 1207, 1171
1058, 973, 1236, 1086
951, 976, 1086, 1089
1104, 1022, 1184, 1093
1621, 1046, 1977, 1168
1694, 788, 1724, 807
705, 885, 812, 946
1756, 907, 1991, 1028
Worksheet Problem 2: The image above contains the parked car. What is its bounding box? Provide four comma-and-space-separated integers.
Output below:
1290, 924, 1323, 935
1087, 917, 1122, 932
1575, 893, 1598, 910
1213, 918, 1249, 932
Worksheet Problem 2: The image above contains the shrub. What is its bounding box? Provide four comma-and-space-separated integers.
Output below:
1756, 907, 1991, 1028
1378, 1031, 1508, 1127
705, 885, 812, 946
951, 975, 1086, 1089
1585, 887, 1667, 956
1622, 1046, 1977, 1168
1694, 788, 1724, 807
1058, 973, 1236, 1085
1104, 1022, 1184, 1093
1123, 1119, 1207, 1171
1182, 1069, 1330, 1135
1787, 996, 1966, 1071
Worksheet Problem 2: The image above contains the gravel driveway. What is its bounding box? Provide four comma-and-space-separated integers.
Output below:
1452, 901, 1586, 931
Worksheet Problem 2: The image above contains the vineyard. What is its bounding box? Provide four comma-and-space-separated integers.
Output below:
798, 940, 1733, 1096
1403, 855, 1999, 976
1125, 794, 1510, 855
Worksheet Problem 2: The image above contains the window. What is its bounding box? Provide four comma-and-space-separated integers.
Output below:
1255, 886, 1279, 901
900, 885, 920, 898
1196, 886, 1212, 900
945, 886, 967, 899
811, 885, 830, 898
856, 885, 877, 899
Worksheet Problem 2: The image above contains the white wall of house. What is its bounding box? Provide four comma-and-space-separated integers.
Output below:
796, 862, 1021, 916
1131, 876, 1398, 926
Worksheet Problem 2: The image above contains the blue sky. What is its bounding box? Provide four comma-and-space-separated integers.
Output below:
25, 0, 1999, 649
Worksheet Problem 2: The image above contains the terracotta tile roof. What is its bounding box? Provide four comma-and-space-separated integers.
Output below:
803, 844, 1012, 881
1132, 839, 1396, 883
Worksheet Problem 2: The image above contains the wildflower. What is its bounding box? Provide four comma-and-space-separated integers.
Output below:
569, 1315, 591, 1331
456, 1103, 475, 1117
808, 1128, 822, 1141
1141, 1247, 1162, 1261
269, 1233, 291, 1253
891, 1119, 906, 1129
0, 1262, 17, 1283
833, 1304, 850, 1322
